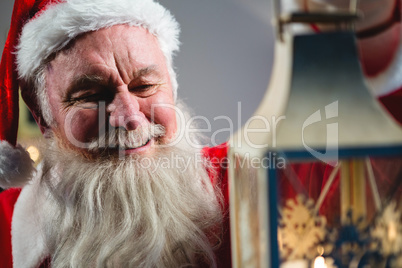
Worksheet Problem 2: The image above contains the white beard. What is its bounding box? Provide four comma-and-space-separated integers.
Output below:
39, 127, 223, 268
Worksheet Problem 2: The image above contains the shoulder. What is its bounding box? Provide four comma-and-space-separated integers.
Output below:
0, 188, 22, 268
202, 143, 229, 207
202, 142, 229, 160
0, 188, 22, 218
202, 142, 229, 184
202, 143, 233, 267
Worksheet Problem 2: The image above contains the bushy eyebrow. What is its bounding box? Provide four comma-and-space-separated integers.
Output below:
64, 65, 161, 99
134, 65, 159, 78
128, 65, 163, 88
64, 74, 106, 100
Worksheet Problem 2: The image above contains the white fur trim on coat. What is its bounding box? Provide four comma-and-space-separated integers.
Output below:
16, 0, 180, 99
12, 163, 49, 268
0, 141, 35, 189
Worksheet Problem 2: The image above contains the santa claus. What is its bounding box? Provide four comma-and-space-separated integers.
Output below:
0, 0, 231, 267
0, 0, 400, 267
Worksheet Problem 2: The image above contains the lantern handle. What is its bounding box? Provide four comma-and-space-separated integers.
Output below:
272, 0, 361, 41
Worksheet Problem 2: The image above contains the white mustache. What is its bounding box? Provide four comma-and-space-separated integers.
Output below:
87, 124, 166, 150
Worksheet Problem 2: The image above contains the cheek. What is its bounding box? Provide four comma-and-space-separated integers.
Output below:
141, 95, 177, 140
156, 107, 177, 139
58, 109, 101, 144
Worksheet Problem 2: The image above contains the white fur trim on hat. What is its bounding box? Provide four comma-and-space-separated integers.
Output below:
0, 141, 35, 189
16, 0, 180, 99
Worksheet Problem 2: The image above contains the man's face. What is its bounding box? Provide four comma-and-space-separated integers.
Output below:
44, 25, 177, 157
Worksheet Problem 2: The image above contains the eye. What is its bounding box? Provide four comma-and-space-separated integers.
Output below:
135, 84, 154, 91
73, 94, 104, 109
65, 90, 113, 110
131, 84, 159, 97
75, 93, 103, 102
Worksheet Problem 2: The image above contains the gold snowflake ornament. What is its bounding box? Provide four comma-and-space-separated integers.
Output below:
278, 195, 328, 260
371, 201, 402, 256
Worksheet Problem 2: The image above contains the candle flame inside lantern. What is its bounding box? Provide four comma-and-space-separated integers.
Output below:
316, 246, 324, 256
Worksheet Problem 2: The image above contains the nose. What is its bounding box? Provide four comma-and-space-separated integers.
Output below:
107, 91, 145, 131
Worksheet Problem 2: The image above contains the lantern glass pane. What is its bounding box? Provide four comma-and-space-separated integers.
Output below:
276, 153, 402, 268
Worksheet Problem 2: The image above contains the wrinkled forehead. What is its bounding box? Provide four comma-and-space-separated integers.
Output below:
47, 25, 169, 85
57, 26, 159, 56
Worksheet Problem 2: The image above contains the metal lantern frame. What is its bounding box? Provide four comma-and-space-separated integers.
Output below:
228, 1, 402, 267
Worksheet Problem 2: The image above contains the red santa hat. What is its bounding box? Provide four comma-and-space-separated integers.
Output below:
0, 0, 180, 189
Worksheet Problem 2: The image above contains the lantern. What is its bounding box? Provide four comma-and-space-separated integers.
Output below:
228, 1, 402, 267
